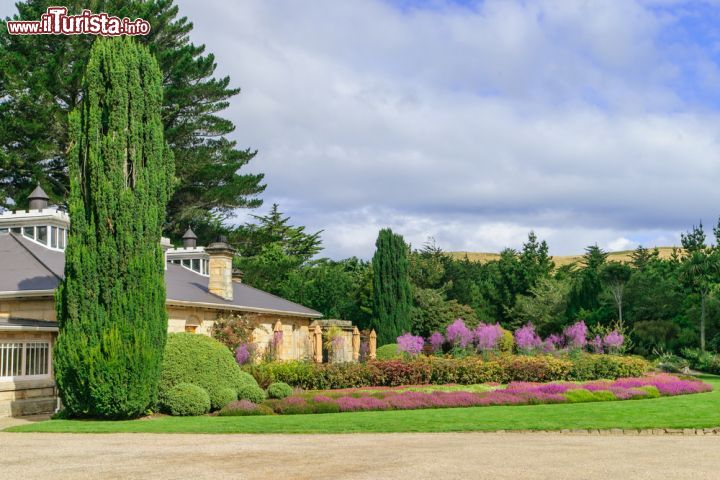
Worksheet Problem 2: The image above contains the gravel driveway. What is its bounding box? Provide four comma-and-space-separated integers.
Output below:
1, 432, 719, 479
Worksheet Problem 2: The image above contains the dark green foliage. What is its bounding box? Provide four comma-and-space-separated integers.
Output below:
0, 0, 265, 240
54, 37, 173, 419
158, 333, 259, 410
411, 287, 478, 337
237, 383, 267, 404
266, 382, 293, 399
371, 229, 412, 344
161, 383, 211, 416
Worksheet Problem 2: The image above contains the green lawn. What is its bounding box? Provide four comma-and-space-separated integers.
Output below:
7, 375, 720, 434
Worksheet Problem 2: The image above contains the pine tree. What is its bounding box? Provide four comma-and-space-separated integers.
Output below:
371, 228, 412, 345
0, 0, 264, 240
54, 37, 174, 418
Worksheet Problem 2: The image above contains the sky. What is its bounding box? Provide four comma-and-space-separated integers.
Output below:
7, 0, 720, 259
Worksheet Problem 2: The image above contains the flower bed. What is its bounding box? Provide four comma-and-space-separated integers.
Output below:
219, 374, 711, 416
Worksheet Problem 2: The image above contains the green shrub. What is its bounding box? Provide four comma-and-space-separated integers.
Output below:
216, 387, 238, 408
159, 333, 259, 410
569, 354, 650, 381
238, 383, 267, 403
161, 383, 211, 416
564, 389, 601, 403
218, 400, 274, 416
638, 385, 661, 398
591, 390, 618, 402
498, 329, 514, 353
267, 382, 293, 399
376, 344, 400, 360
498, 355, 573, 382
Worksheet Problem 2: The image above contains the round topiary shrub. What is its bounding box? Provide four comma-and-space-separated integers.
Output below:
237, 383, 267, 404
216, 387, 238, 408
159, 333, 260, 410
376, 343, 400, 360
162, 383, 211, 416
267, 382, 293, 399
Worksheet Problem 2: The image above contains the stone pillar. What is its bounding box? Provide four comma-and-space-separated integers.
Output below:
273, 320, 283, 359
313, 324, 323, 363
206, 236, 236, 301
369, 330, 377, 360
352, 327, 360, 362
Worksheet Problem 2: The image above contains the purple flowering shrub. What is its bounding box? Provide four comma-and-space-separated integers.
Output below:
603, 330, 624, 354
474, 323, 503, 353
429, 332, 445, 354
262, 373, 710, 414
446, 319, 474, 349
397, 333, 425, 356
514, 323, 542, 353
563, 321, 588, 350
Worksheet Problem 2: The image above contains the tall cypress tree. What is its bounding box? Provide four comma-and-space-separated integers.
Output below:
54, 37, 174, 419
371, 228, 412, 345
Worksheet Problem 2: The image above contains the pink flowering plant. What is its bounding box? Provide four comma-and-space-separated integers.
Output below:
563, 321, 588, 351
397, 333, 425, 357
514, 323, 542, 354
263, 373, 710, 415
428, 332, 445, 354
474, 323, 503, 357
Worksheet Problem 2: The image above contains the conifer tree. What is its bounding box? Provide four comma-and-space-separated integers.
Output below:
54, 37, 174, 418
371, 228, 412, 345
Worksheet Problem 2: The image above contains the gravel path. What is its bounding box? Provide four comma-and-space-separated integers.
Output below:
1, 432, 719, 479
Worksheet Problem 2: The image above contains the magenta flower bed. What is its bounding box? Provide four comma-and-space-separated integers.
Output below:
267, 374, 710, 415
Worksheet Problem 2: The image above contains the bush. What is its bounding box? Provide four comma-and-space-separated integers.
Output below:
218, 400, 274, 416
161, 383, 211, 416
564, 388, 612, 403
238, 383, 267, 404
498, 329, 514, 353
244, 354, 649, 390
159, 333, 260, 410
267, 382, 293, 399
216, 387, 238, 408
376, 344, 400, 360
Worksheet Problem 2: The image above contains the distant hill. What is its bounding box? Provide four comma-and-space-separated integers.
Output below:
447, 247, 680, 268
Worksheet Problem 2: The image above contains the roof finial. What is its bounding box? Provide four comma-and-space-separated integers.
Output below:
182, 227, 198, 248
28, 184, 49, 210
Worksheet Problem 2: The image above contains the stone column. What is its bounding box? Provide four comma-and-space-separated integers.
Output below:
369, 330, 377, 360
206, 236, 236, 301
313, 325, 323, 363
352, 327, 360, 362
273, 320, 283, 359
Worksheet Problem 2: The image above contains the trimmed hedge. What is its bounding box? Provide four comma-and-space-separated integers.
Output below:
159, 333, 260, 410
161, 383, 211, 416
267, 382, 293, 399
245, 354, 650, 390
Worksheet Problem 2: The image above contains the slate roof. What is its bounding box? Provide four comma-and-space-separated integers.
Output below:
0, 233, 321, 318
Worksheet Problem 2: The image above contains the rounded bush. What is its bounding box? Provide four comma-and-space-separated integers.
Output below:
159, 333, 260, 410
376, 343, 400, 360
216, 387, 238, 408
162, 383, 211, 416
237, 383, 267, 404
267, 382, 293, 399
498, 329, 514, 353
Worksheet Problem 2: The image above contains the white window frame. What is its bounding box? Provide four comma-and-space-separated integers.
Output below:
0, 340, 52, 381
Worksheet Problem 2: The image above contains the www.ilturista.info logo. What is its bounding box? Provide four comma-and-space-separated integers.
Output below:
6, 7, 150, 36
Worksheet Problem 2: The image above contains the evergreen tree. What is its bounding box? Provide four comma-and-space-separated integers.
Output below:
371, 228, 412, 345
54, 37, 173, 418
0, 0, 264, 240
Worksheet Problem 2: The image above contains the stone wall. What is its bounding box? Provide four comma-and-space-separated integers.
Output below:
0, 331, 57, 417
0, 297, 56, 322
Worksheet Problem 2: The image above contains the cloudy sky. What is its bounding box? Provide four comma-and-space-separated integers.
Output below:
10, 0, 720, 258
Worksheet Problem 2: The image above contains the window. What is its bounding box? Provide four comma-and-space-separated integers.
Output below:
0, 341, 50, 380
192, 258, 200, 272
202, 259, 209, 275
36, 226, 48, 244
50, 226, 57, 248
58, 228, 65, 249
0, 228, 7, 234
23, 226, 35, 239
10, 227, 21, 234
182, 259, 191, 268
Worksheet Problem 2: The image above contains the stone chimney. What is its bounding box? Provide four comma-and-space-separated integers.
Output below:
182, 227, 197, 248
205, 235, 235, 300
28, 184, 49, 210
231, 268, 244, 283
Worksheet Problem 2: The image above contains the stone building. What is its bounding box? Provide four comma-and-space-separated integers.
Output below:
0, 186, 333, 417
